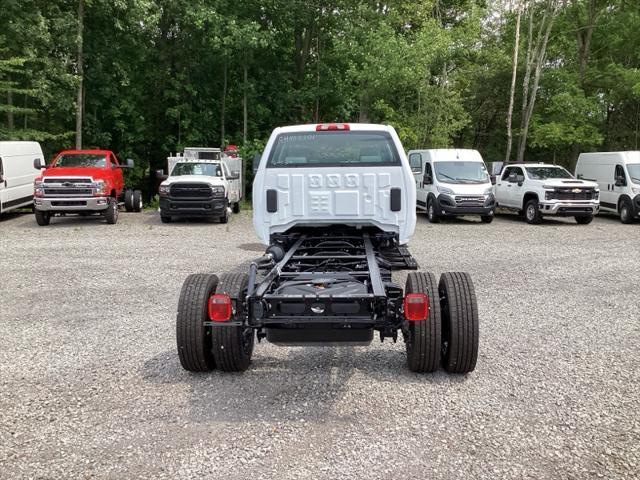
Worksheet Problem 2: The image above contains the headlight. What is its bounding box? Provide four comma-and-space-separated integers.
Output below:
159, 184, 170, 196
542, 184, 554, 189
437, 185, 454, 195
484, 187, 494, 195
211, 186, 225, 196
632, 186, 640, 195
34, 180, 44, 197
93, 180, 107, 195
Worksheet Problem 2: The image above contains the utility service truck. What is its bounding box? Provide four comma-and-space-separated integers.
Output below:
159, 147, 243, 223
175, 123, 479, 374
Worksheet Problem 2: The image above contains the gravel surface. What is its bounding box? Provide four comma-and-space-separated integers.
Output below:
1, 210, 639, 479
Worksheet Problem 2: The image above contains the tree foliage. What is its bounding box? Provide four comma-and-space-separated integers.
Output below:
1, 0, 640, 192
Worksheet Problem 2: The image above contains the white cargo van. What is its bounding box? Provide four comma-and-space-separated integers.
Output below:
575, 151, 640, 223
407, 149, 495, 223
0, 141, 43, 215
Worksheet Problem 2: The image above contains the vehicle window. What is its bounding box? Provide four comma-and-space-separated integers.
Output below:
55, 154, 107, 168
409, 153, 422, 173
0, 157, 3, 179
627, 164, 640, 184
110, 154, 119, 167
425, 163, 433, 177
501, 166, 513, 181
222, 163, 230, 178
171, 162, 221, 177
525, 166, 573, 180
267, 131, 400, 168
615, 164, 627, 182
433, 161, 489, 184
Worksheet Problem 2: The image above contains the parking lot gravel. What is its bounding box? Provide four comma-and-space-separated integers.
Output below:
1, 209, 639, 479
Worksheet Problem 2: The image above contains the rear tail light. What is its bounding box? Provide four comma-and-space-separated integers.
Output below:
404, 293, 429, 321
316, 123, 350, 131
208, 294, 232, 322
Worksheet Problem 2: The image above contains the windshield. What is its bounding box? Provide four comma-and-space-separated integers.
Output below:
433, 161, 489, 184
55, 154, 107, 168
171, 162, 222, 177
628, 164, 640, 184
525, 166, 573, 180
267, 131, 400, 168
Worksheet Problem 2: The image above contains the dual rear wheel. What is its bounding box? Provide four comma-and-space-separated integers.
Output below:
404, 271, 479, 374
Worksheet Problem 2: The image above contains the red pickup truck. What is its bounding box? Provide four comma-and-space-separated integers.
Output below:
33, 149, 142, 225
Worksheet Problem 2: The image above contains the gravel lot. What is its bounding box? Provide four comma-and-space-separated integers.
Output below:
1, 209, 639, 479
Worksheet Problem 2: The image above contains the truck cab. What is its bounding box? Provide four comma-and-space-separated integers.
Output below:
158, 148, 243, 223
33, 149, 140, 226
494, 163, 599, 224
408, 149, 495, 223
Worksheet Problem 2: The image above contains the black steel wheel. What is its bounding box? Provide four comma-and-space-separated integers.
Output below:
232, 202, 241, 214
211, 272, 254, 372
480, 215, 494, 224
124, 190, 134, 212
404, 272, 441, 373
176, 273, 218, 372
439, 272, 479, 374
133, 190, 143, 212
620, 200, 634, 224
427, 198, 440, 223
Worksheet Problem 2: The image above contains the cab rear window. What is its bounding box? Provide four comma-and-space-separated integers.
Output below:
266, 131, 400, 168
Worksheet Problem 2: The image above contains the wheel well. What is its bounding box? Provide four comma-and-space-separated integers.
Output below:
618, 195, 632, 211
523, 192, 538, 209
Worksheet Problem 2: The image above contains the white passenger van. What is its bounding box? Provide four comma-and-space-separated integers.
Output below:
0, 141, 43, 215
575, 152, 640, 223
407, 149, 495, 223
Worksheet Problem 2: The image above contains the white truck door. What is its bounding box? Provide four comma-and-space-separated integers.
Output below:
495, 166, 512, 206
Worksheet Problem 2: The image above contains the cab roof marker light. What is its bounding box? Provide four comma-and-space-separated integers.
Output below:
316, 123, 350, 131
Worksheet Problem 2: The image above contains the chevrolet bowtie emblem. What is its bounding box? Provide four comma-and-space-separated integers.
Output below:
571, 188, 582, 193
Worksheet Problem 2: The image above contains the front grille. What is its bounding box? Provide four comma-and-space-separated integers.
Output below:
170, 183, 213, 198
44, 177, 92, 184
547, 188, 596, 201
44, 187, 93, 196
454, 195, 486, 206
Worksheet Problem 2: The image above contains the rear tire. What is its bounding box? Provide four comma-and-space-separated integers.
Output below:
210, 272, 254, 372
35, 210, 51, 226
620, 200, 634, 224
219, 209, 229, 223
524, 199, 542, 224
133, 190, 143, 212
480, 215, 494, 224
232, 202, 240, 214
575, 215, 593, 225
439, 272, 479, 374
176, 273, 218, 372
427, 198, 440, 223
124, 190, 134, 212
404, 272, 441, 373
105, 197, 119, 224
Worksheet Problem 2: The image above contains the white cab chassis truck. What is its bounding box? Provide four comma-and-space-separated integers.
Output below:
175, 123, 479, 374
408, 148, 495, 223
0, 141, 43, 214
494, 163, 599, 224
158, 147, 242, 223
575, 151, 640, 223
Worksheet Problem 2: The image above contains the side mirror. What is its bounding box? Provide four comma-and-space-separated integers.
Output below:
490, 175, 496, 185
126, 158, 134, 168
155, 170, 168, 181
615, 175, 626, 187
34, 158, 45, 170
252, 154, 261, 174
228, 170, 240, 180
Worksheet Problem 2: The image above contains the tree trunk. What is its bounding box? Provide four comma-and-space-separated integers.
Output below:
577, 0, 599, 87
243, 61, 248, 144
75, 0, 84, 149
517, 1, 559, 163
220, 60, 227, 147
7, 91, 14, 129
519, 6, 534, 141
314, 34, 320, 123
505, 3, 522, 163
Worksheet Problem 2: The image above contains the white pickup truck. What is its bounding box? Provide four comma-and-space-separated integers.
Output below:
494, 163, 599, 224
158, 147, 242, 223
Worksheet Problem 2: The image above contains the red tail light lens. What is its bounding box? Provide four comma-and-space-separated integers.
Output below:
316, 123, 350, 131
404, 293, 429, 321
208, 294, 232, 322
